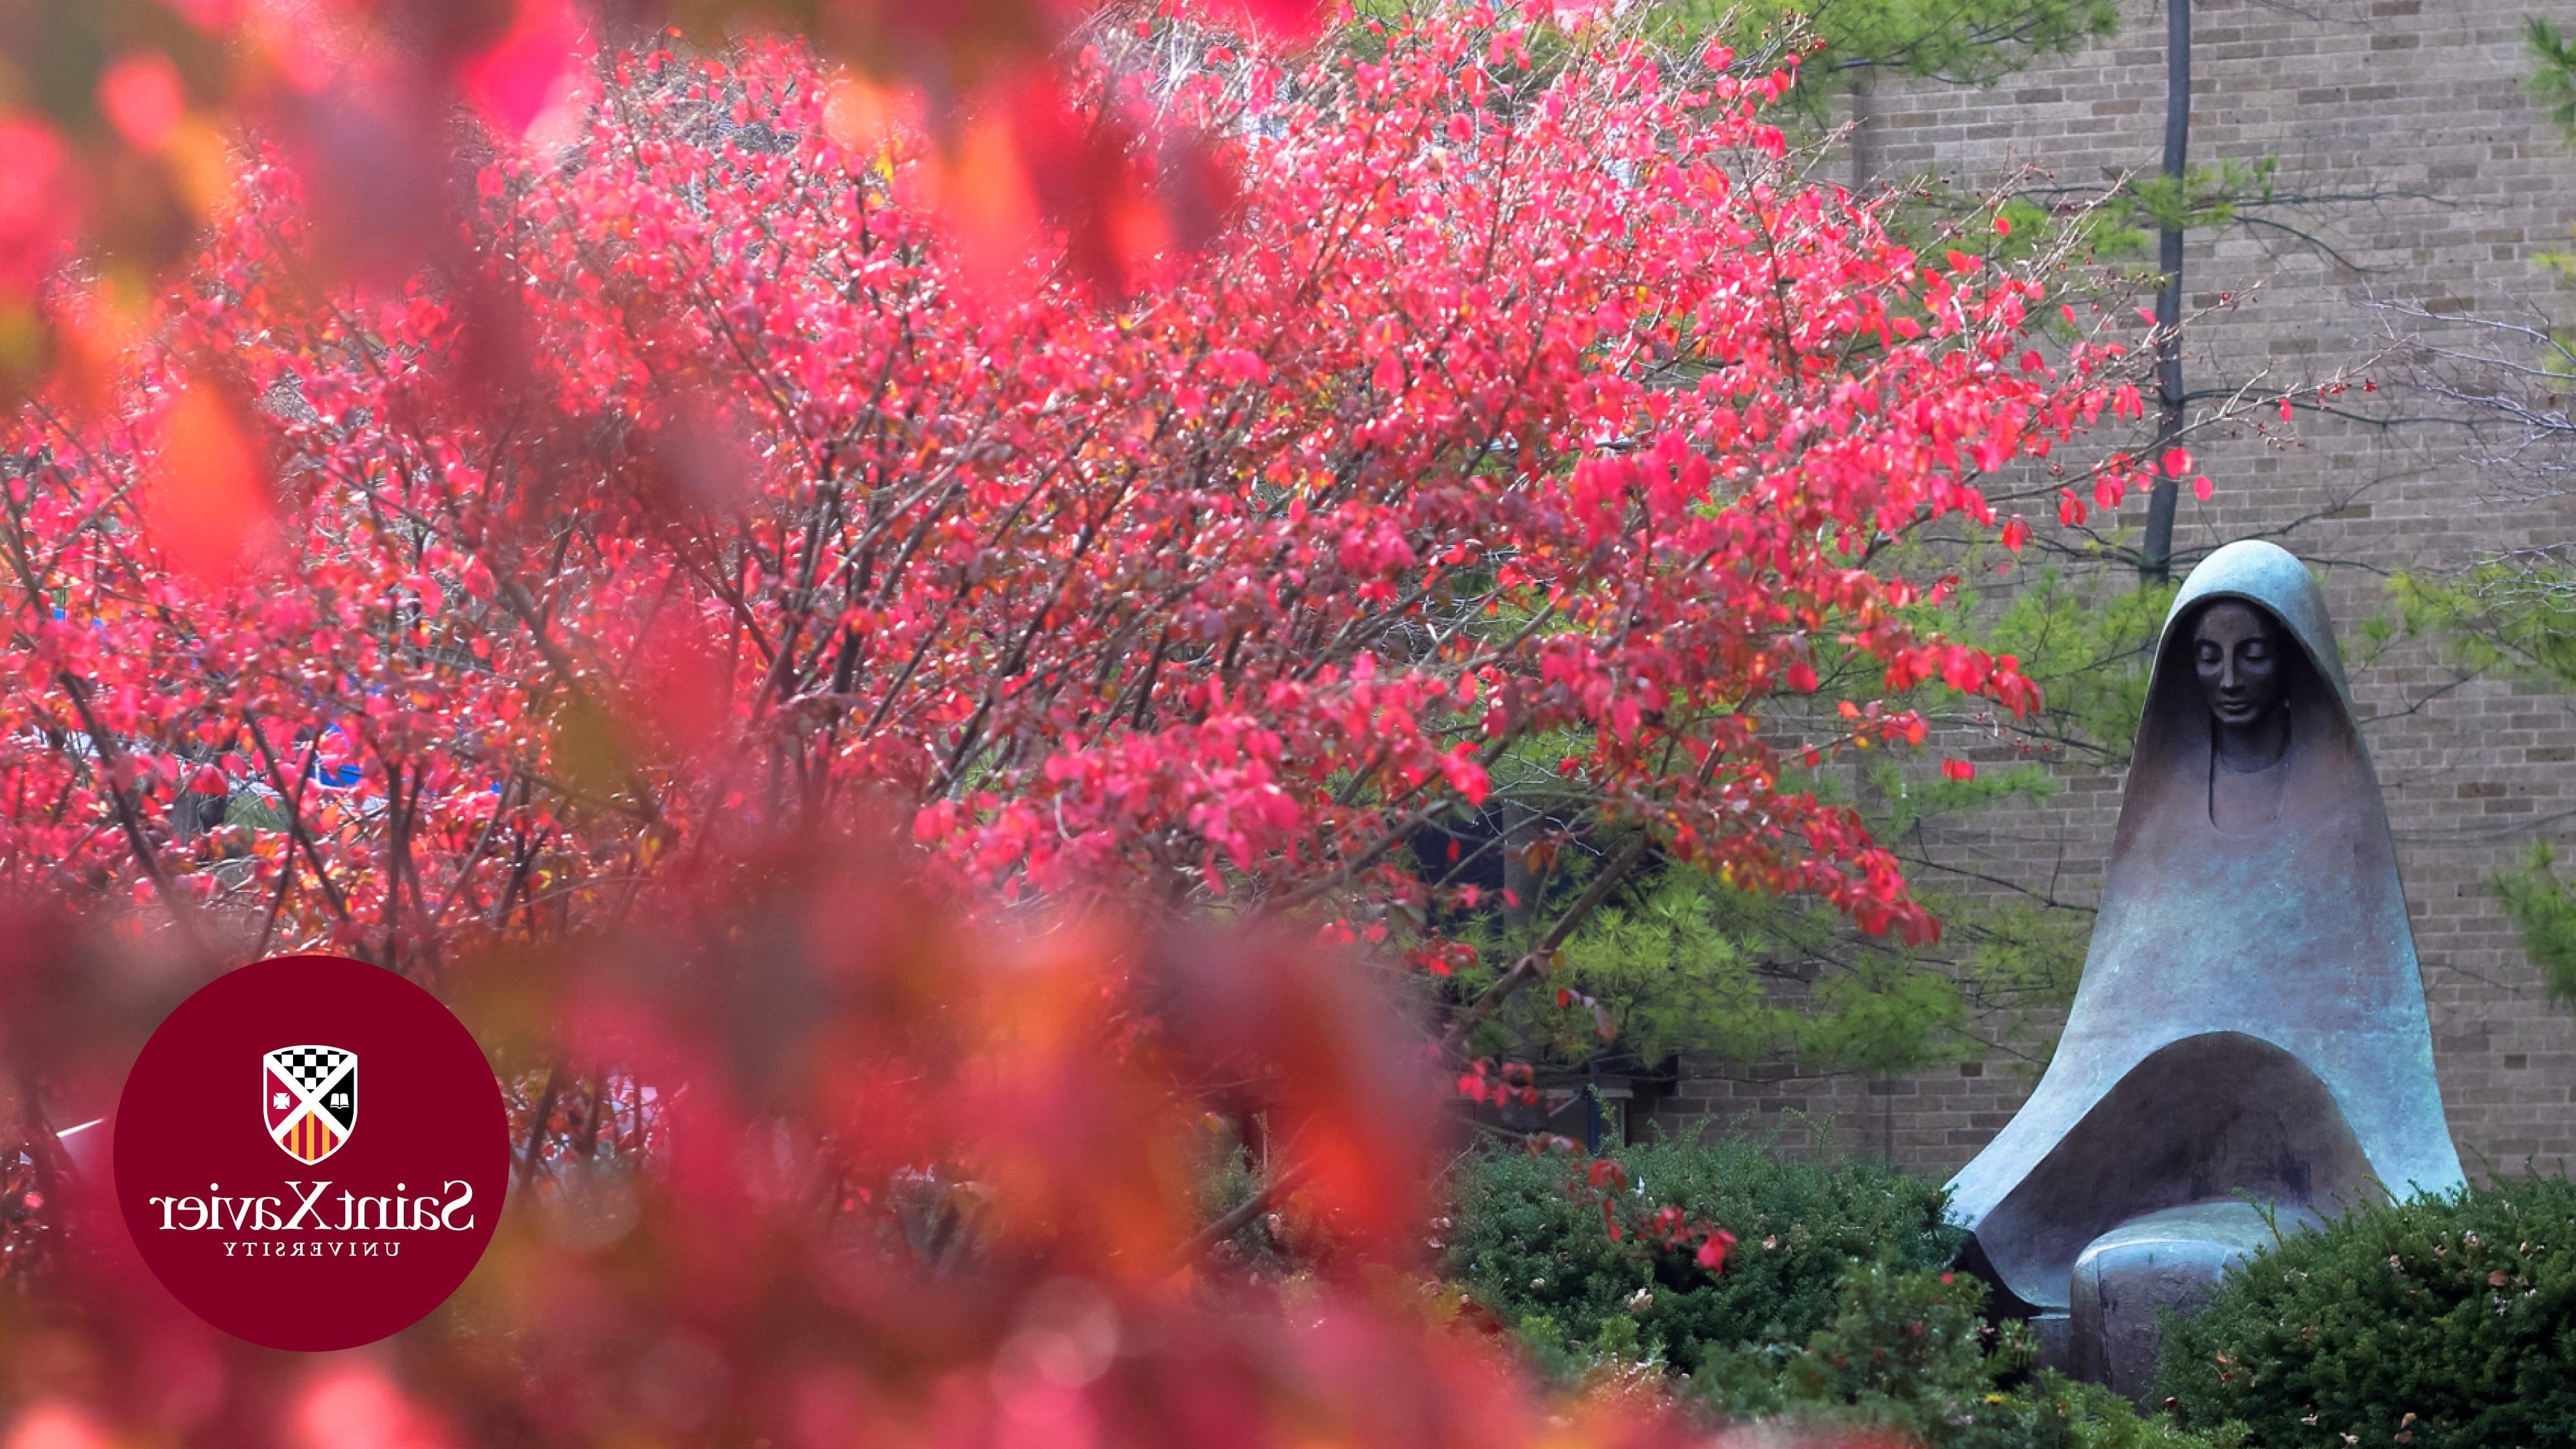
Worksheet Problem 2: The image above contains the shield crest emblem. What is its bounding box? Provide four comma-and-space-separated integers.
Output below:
263, 1045, 357, 1165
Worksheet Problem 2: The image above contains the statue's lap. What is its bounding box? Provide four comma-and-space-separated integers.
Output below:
2052, 1200, 2321, 1395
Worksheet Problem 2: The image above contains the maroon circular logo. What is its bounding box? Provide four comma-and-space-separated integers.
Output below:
113, 954, 509, 1350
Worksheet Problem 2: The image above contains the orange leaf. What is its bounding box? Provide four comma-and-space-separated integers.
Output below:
822, 77, 921, 158
929, 112, 1041, 291
145, 379, 273, 582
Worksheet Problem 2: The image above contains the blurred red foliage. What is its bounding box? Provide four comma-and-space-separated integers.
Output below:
0, 0, 1323, 407
0, 842, 1725, 1443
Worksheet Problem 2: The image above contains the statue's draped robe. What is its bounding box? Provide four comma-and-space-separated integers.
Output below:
1947, 540, 2464, 1314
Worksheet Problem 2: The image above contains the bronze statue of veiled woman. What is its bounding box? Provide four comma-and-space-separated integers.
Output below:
1946, 540, 2464, 1393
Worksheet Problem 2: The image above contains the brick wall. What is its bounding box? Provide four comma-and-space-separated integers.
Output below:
1637, 0, 2576, 1177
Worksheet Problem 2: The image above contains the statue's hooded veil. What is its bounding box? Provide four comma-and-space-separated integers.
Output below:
1946, 540, 2463, 1314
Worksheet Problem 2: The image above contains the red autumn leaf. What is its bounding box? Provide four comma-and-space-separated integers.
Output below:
2161, 446, 2193, 478
1941, 650, 1991, 694
1195, 0, 1329, 41
1941, 759, 1976, 782
453, 0, 592, 142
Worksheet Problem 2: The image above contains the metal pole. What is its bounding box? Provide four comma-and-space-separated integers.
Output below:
2141, 0, 2192, 580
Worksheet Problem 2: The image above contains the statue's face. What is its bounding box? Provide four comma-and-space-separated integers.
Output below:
2193, 601, 2284, 728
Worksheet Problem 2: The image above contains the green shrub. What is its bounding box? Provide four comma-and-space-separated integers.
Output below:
2159, 1173, 2576, 1448
1707, 1263, 2238, 1449
1698, 1260, 1996, 1422
1957, 1373, 2244, 1449
1442, 1136, 1958, 1373
1441, 1136, 2234, 1449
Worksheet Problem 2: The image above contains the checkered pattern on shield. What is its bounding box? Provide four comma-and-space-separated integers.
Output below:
264, 1045, 357, 1164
